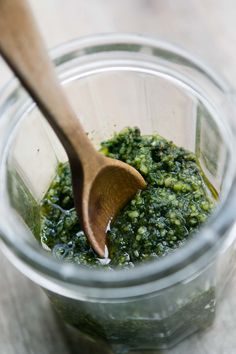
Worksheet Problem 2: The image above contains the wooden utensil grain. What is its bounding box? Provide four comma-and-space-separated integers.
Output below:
0, 0, 146, 257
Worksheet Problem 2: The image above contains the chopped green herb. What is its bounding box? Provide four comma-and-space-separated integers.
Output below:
40, 127, 215, 268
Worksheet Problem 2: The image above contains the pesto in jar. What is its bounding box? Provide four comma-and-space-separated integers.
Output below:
40, 127, 215, 268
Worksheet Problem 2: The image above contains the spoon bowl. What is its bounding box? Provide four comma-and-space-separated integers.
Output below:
75, 156, 146, 256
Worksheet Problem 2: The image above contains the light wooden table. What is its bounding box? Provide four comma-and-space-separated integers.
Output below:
1, 1, 236, 353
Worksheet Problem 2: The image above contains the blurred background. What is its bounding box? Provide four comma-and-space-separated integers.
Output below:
1, 1, 236, 354
1, 0, 236, 87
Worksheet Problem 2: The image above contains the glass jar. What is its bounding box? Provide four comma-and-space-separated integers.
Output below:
0, 34, 236, 353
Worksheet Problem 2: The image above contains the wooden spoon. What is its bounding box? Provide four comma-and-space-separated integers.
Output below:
0, 0, 146, 257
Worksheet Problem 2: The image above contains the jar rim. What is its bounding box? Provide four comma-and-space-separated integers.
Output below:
0, 33, 236, 299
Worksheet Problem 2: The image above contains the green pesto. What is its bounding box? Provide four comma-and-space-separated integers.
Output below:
40, 127, 215, 268
47, 286, 215, 351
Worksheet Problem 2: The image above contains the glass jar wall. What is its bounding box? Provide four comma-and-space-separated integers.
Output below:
0, 34, 236, 352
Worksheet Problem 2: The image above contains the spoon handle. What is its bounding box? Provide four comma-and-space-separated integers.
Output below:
0, 0, 97, 166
